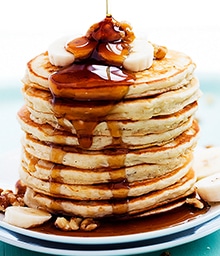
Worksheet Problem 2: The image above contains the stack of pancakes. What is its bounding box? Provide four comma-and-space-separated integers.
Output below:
17, 49, 201, 219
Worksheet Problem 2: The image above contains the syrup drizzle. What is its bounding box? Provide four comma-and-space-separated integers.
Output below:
30, 202, 210, 237
46, 12, 138, 216
49, 16, 135, 150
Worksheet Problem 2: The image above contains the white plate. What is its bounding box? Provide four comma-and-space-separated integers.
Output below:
1, 198, 220, 245
0, 214, 220, 256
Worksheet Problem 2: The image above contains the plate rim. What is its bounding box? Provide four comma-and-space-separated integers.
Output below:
0, 214, 220, 256
1, 202, 220, 245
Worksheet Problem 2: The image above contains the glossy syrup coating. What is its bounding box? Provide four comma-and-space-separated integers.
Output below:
48, 16, 136, 149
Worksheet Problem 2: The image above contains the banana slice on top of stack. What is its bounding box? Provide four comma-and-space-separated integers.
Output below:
48, 30, 155, 72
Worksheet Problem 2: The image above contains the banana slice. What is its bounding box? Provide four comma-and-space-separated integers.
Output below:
123, 39, 154, 72
66, 36, 97, 60
193, 147, 220, 180
3, 206, 52, 228
48, 35, 154, 72
48, 36, 75, 67
196, 173, 220, 202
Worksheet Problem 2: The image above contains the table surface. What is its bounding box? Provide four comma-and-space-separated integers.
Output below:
0, 74, 220, 256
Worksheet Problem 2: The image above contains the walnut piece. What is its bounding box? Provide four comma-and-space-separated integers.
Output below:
0, 189, 25, 212
55, 216, 99, 231
15, 180, 27, 195
186, 197, 204, 209
80, 218, 99, 231
153, 43, 168, 60
55, 217, 82, 231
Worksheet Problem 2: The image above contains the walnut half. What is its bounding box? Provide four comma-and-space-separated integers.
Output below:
80, 218, 99, 231
0, 189, 25, 212
152, 43, 168, 60
186, 197, 204, 209
55, 216, 99, 231
55, 217, 82, 231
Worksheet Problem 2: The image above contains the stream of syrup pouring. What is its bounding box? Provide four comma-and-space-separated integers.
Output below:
49, 1, 136, 149
106, 0, 109, 16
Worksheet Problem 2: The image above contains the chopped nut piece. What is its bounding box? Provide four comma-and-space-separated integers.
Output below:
55, 217, 68, 230
69, 217, 83, 231
55, 217, 73, 231
153, 43, 168, 60
15, 180, 27, 195
0, 189, 25, 212
55, 216, 83, 231
55, 216, 99, 231
80, 218, 99, 231
186, 197, 204, 209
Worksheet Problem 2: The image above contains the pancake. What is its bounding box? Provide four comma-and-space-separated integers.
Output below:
27, 101, 198, 136
22, 77, 200, 122
18, 105, 195, 150
21, 120, 199, 170
24, 169, 196, 218
21, 149, 192, 184
24, 50, 196, 99
20, 153, 192, 200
